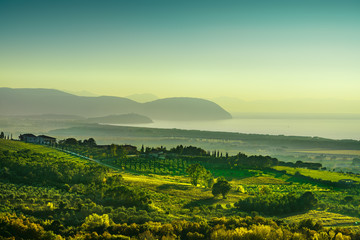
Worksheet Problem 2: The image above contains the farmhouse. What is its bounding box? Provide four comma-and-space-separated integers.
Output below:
37, 135, 56, 145
19, 134, 56, 145
19, 134, 37, 143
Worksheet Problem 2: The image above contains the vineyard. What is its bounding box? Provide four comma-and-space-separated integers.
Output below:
1, 138, 360, 239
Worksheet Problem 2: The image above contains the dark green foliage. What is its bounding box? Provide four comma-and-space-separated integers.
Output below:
280, 160, 323, 170
0, 213, 60, 239
235, 191, 318, 215
186, 164, 213, 187
298, 191, 318, 210
83, 137, 97, 147
1, 139, 360, 239
353, 158, 360, 165
61, 137, 78, 145
229, 152, 279, 169
169, 145, 209, 156
0, 144, 151, 220
2, 213, 358, 240
0, 149, 109, 186
212, 178, 231, 199
344, 195, 354, 203
298, 218, 323, 231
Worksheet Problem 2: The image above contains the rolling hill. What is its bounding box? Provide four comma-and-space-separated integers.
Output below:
86, 113, 153, 124
0, 88, 232, 121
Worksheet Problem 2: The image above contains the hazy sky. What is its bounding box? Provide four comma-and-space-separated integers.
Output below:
1, 0, 359, 101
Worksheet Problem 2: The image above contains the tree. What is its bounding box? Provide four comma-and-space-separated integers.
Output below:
344, 196, 354, 203
0, 132, 4, 139
186, 163, 212, 187
82, 213, 111, 233
298, 191, 317, 210
212, 177, 231, 199
63, 138, 78, 145
203, 170, 214, 188
140, 145, 145, 153
110, 144, 117, 157
85, 138, 97, 147
298, 219, 323, 231
259, 186, 271, 195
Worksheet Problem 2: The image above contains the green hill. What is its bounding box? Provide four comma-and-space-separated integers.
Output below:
0, 139, 360, 239
86, 113, 153, 124
0, 88, 232, 121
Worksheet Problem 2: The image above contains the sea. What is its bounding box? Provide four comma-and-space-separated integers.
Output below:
111, 116, 360, 141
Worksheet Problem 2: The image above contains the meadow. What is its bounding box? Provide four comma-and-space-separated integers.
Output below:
273, 166, 360, 182
1, 138, 360, 239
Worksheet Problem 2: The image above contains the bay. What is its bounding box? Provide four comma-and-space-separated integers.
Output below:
111, 117, 360, 141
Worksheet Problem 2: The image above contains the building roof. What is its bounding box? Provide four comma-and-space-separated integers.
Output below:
21, 133, 36, 138
37, 135, 56, 140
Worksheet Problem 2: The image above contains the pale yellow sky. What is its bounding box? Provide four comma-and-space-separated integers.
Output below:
1, 65, 359, 101
1, 0, 359, 104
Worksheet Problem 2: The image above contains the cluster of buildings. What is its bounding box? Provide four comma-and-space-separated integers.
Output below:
19, 134, 56, 145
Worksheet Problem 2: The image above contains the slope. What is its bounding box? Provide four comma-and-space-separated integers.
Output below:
0, 88, 232, 120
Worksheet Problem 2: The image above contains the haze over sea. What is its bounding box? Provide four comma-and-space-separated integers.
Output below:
110, 115, 360, 141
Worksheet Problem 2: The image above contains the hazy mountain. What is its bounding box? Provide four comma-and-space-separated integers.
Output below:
13, 114, 85, 120
126, 93, 158, 103
0, 88, 231, 121
142, 98, 232, 121
0, 88, 138, 117
86, 113, 153, 124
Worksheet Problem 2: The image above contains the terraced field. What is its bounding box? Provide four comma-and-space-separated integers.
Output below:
2, 139, 360, 232
284, 210, 360, 228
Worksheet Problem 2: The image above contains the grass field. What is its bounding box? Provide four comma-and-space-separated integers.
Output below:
273, 166, 360, 182
0, 139, 72, 156
2, 139, 360, 228
121, 172, 248, 213
233, 176, 288, 185
284, 210, 360, 228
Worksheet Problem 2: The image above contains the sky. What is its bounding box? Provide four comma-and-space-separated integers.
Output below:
1, 0, 360, 103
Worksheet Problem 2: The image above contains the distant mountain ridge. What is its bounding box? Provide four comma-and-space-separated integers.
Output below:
87, 113, 153, 124
0, 88, 232, 121
125, 93, 158, 103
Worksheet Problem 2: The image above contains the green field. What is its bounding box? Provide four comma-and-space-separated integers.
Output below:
284, 210, 360, 228
273, 166, 360, 182
1, 138, 360, 239
0, 138, 84, 159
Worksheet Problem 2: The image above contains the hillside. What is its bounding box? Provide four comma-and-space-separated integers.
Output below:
1, 139, 360, 239
142, 97, 232, 121
86, 113, 153, 124
0, 88, 232, 121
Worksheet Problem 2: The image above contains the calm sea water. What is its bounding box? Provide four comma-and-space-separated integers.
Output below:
113, 118, 360, 141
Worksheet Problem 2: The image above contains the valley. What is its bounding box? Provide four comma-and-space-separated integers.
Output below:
1, 138, 360, 239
